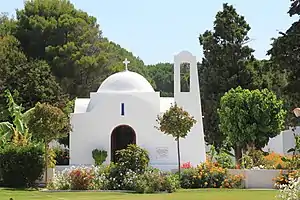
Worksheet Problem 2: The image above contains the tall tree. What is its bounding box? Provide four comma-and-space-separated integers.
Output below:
14, 0, 109, 98
267, 0, 300, 126
147, 63, 174, 97
218, 87, 286, 163
199, 3, 255, 149
0, 12, 16, 36
14, 0, 152, 98
27, 102, 71, 183
0, 35, 64, 121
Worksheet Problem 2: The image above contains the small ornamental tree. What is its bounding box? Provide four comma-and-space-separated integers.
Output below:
218, 86, 286, 164
156, 103, 196, 177
27, 102, 71, 183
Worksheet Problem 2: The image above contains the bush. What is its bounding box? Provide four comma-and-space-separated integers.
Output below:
0, 143, 45, 188
134, 168, 180, 193
106, 163, 139, 190
180, 160, 244, 189
92, 149, 107, 166
69, 167, 94, 190
274, 170, 299, 187
163, 173, 181, 193
221, 174, 244, 188
115, 144, 149, 173
215, 152, 235, 169
53, 147, 69, 165
276, 177, 300, 200
48, 165, 107, 190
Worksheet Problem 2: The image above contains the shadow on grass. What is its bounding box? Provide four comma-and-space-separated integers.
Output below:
0, 187, 39, 192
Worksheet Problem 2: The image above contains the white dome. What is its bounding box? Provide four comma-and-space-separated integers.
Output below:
97, 70, 154, 92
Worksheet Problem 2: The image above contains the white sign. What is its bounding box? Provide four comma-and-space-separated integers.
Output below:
156, 147, 168, 160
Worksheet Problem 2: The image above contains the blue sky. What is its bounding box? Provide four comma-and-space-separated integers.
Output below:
1, 0, 297, 64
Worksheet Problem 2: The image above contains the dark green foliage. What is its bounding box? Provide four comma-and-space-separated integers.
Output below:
147, 63, 174, 97
53, 147, 69, 165
199, 3, 255, 150
267, 1, 300, 127
115, 144, 149, 173
0, 143, 45, 187
0, 35, 65, 122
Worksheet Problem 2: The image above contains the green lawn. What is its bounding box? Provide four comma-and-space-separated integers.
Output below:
0, 188, 278, 200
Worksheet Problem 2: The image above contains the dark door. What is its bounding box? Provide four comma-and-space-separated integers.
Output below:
111, 125, 136, 162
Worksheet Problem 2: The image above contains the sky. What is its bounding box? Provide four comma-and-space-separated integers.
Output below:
1, 0, 297, 65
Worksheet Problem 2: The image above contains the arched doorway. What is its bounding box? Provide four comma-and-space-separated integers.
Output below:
111, 125, 136, 162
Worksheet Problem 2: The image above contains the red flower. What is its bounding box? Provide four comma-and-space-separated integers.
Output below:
181, 162, 192, 169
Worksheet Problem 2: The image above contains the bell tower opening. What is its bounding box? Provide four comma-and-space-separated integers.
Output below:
180, 62, 190, 92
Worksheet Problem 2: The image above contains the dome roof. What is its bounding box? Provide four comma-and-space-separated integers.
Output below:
97, 70, 154, 92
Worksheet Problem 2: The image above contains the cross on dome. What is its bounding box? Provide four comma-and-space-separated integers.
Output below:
123, 58, 130, 71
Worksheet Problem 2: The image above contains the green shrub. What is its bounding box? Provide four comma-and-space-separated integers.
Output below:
53, 147, 69, 165
163, 173, 180, 193
134, 168, 180, 193
180, 168, 199, 188
134, 168, 165, 193
115, 144, 149, 173
215, 151, 235, 169
0, 143, 45, 188
92, 149, 107, 166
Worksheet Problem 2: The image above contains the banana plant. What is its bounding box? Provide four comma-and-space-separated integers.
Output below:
0, 90, 34, 146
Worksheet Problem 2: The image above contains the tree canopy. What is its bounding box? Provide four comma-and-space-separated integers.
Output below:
218, 87, 286, 163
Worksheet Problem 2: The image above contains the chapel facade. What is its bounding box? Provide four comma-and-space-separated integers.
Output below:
69, 51, 206, 171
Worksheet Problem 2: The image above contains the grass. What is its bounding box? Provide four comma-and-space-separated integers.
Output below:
0, 188, 278, 200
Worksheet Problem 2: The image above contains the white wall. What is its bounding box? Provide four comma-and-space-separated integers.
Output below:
70, 91, 188, 171
263, 126, 299, 155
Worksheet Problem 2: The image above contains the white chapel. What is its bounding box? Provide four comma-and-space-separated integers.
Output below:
69, 51, 206, 171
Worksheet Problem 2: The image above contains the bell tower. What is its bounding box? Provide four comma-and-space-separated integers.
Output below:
173, 51, 206, 164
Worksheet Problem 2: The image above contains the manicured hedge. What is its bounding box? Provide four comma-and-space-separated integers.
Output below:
0, 143, 45, 188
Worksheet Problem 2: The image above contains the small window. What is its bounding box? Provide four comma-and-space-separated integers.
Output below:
121, 103, 125, 116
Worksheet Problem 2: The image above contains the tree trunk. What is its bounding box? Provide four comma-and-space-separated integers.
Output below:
234, 145, 242, 166
44, 143, 48, 185
177, 136, 181, 179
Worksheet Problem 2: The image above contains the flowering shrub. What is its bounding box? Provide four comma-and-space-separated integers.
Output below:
48, 166, 96, 190
264, 152, 286, 169
106, 163, 139, 190
241, 150, 293, 169
180, 160, 244, 189
221, 174, 244, 188
48, 165, 180, 193
274, 170, 299, 188
181, 162, 192, 169
115, 144, 149, 173
276, 177, 300, 200
69, 167, 94, 190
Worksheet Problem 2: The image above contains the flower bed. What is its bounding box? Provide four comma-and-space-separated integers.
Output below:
47, 165, 180, 193
180, 160, 244, 189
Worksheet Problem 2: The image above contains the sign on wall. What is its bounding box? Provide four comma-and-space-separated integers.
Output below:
155, 147, 168, 160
